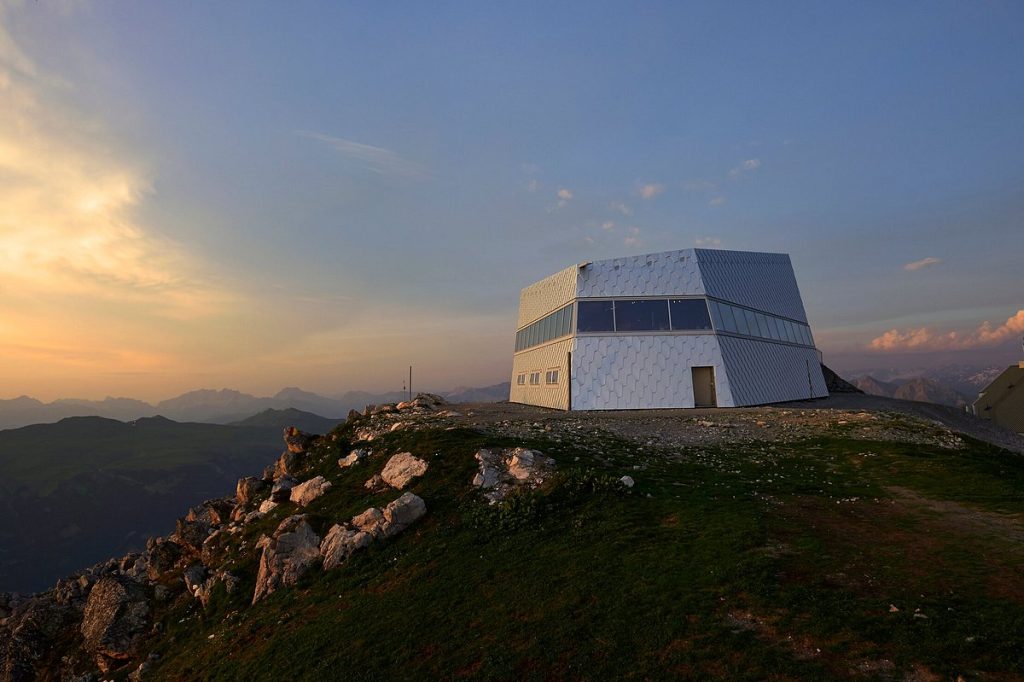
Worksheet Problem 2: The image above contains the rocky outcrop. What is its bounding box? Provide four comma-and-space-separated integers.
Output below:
236, 476, 267, 504
283, 427, 314, 454
252, 515, 321, 604
380, 452, 428, 489
320, 493, 426, 570
290, 475, 332, 506
80, 576, 151, 673
472, 447, 555, 503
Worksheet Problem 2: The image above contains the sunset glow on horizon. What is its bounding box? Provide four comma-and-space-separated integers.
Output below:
2, 1, 1022, 401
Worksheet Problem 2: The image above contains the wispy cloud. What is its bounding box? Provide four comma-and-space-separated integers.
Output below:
609, 201, 632, 216
728, 158, 761, 177
638, 183, 664, 200
903, 257, 942, 271
601, 221, 615, 231
709, 196, 726, 207
694, 236, 722, 247
297, 131, 428, 178
868, 310, 1024, 352
556, 187, 573, 208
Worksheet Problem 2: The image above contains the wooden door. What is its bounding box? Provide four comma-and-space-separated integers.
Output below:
692, 366, 717, 407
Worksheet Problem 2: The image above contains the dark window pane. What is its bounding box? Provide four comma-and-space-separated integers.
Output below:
744, 309, 759, 336
615, 299, 670, 331
733, 306, 750, 335
669, 299, 712, 330
720, 304, 738, 333
577, 300, 615, 332
755, 313, 769, 338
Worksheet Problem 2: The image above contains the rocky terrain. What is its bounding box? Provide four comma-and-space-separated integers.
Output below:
1, 392, 1023, 680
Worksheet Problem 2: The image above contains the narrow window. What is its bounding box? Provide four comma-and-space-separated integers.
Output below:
744, 309, 760, 337
545, 369, 559, 385
577, 300, 615, 332
615, 299, 670, 331
669, 299, 713, 330
755, 313, 770, 339
516, 373, 526, 385
733, 305, 750, 335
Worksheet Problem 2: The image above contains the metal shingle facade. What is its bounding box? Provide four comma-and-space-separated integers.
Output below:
510, 247, 828, 410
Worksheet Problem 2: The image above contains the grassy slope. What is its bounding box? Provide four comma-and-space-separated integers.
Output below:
148, 417, 1024, 681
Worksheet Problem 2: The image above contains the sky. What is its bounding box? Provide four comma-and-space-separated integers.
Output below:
1, 1, 1022, 401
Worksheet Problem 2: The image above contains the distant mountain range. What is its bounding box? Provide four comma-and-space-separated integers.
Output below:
0, 383, 512, 431
851, 375, 973, 408
847, 364, 1004, 399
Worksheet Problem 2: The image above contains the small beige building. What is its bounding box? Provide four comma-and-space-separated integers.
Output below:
972, 361, 1024, 434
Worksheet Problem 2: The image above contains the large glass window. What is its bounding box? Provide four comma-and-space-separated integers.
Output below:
577, 300, 615, 332
615, 299, 670, 331
669, 299, 712, 330
719, 303, 738, 333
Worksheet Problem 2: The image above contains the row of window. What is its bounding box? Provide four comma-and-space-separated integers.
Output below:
514, 297, 814, 352
707, 299, 814, 346
513, 303, 573, 352
516, 369, 560, 386
576, 298, 712, 333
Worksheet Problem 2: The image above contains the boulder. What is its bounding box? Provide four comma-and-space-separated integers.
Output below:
274, 450, 303, 480
185, 499, 233, 526
507, 448, 540, 481
354, 426, 378, 442
0, 597, 74, 680
258, 499, 279, 514
619, 475, 635, 488
80, 576, 151, 673
235, 476, 267, 505
182, 565, 207, 596
289, 476, 332, 507
351, 507, 386, 537
381, 492, 427, 537
173, 518, 210, 556
144, 538, 183, 580
270, 475, 297, 502
338, 448, 369, 468
283, 427, 314, 454
252, 515, 321, 604
364, 474, 386, 491
380, 452, 428, 490
472, 449, 503, 489
320, 525, 373, 570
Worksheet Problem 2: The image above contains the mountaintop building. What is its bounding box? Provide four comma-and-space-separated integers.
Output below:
971, 359, 1024, 434
509, 248, 829, 410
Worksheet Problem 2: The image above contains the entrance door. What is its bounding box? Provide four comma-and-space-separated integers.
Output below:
692, 366, 717, 407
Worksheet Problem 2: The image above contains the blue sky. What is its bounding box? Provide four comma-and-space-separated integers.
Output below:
1, 1, 1022, 399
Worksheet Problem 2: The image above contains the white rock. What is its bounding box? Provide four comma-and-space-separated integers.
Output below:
619, 475, 635, 488
381, 492, 427, 536
252, 515, 320, 604
289, 476, 333, 507
320, 525, 373, 571
380, 452, 428, 490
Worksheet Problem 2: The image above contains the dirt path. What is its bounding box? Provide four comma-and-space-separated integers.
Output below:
449, 394, 1024, 455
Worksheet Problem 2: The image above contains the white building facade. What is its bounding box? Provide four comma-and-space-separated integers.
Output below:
509, 248, 829, 410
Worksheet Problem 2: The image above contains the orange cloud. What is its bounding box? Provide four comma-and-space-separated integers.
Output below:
868, 310, 1024, 352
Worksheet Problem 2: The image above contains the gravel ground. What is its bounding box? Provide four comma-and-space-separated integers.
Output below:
443, 394, 1024, 455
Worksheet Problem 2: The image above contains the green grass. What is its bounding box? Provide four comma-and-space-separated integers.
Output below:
145, 419, 1024, 681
